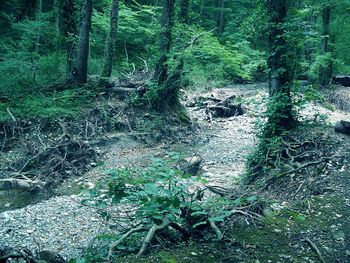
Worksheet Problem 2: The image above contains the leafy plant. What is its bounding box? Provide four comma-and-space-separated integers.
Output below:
82, 155, 261, 260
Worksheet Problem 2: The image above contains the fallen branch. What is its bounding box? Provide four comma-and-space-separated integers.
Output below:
107, 226, 147, 260
137, 217, 170, 257
0, 178, 44, 191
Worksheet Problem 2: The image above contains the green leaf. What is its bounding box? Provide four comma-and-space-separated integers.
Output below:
208, 216, 225, 223
191, 211, 208, 216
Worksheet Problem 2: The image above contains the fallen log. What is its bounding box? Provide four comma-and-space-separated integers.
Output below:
0, 178, 44, 192
335, 120, 350, 135
207, 104, 243, 118
194, 94, 243, 119
333, 75, 350, 87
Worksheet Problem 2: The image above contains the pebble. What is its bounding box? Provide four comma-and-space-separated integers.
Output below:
0, 196, 104, 260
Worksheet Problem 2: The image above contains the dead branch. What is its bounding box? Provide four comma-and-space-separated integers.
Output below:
107, 226, 147, 260
277, 155, 338, 178
0, 178, 44, 191
137, 217, 170, 258
305, 238, 326, 263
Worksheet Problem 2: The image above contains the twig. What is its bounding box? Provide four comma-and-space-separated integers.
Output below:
292, 181, 305, 202
305, 238, 326, 263
6, 107, 16, 122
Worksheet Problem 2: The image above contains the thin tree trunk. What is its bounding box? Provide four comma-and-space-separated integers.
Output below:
320, 5, 332, 86
101, 0, 119, 78
216, 0, 224, 36
35, 0, 42, 53
53, 0, 61, 34
153, 0, 175, 85
74, 0, 93, 84
63, 0, 77, 77
179, 0, 189, 24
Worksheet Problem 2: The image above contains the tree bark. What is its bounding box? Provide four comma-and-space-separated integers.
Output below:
265, 0, 294, 135
101, 0, 119, 78
153, 0, 175, 85
179, 0, 190, 24
53, 0, 61, 34
63, 0, 77, 77
73, 0, 93, 84
35, 0, 42, 53
320, 5, 332, 87
267, 0, 289, 96
216, 0, 224, 36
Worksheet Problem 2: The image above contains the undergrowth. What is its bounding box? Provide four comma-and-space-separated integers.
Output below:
78, 155, 263, 261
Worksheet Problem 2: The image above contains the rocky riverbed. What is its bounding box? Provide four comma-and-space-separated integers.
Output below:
1, 83, 350, 260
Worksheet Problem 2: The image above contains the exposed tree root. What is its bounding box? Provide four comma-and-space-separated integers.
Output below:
249, 132, 341, 197
107, 226, 147, 260
137, 217, 170, 258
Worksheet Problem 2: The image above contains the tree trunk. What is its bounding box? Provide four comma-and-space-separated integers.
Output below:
73, 0, 93, 84
267, 0, 288, 96
320, 5, 332, 87
101, 0, 119, 78
153, 0, 175, 85
35, 0, 42, 53
53, 0, 61, 34
216, 0, 224, 36
63, 0, 77, 77
265, 0, 294, 135
179, 0, 189, 24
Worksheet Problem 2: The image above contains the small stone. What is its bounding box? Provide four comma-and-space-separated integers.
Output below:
332, 229, 345, 242
191, 252, 198, 256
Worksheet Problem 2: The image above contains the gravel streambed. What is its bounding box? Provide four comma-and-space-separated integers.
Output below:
2, 83, 350, 260
0, 195, 104, 260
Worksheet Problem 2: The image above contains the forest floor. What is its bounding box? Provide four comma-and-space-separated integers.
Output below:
1, 83, 350, 262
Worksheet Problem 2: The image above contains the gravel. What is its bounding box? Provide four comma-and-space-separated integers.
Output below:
0, 195, 104, 260
2, 84, 350, 260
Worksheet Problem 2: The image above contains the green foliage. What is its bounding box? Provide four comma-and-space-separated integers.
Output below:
0, 86, 98, 122
308, 52, 333, 83
82, 155, 259, 258
170, 24, 260, 90
131, 80, 163, 108
90, 1, 160, 75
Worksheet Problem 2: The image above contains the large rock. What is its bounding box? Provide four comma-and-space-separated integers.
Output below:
177, 156, 202, 175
